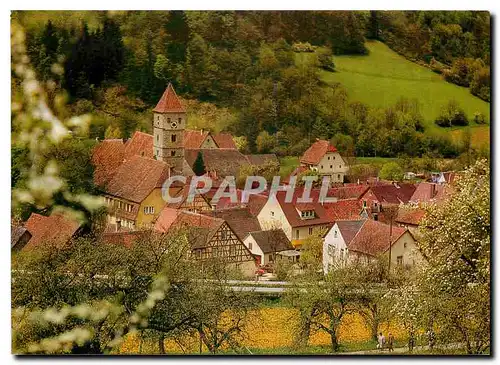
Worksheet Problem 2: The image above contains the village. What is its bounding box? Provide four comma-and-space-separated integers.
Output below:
12, 83, 456, 279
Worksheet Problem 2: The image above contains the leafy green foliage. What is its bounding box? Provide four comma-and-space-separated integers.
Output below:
435, 100, 469, 127
378, 162, 404, 181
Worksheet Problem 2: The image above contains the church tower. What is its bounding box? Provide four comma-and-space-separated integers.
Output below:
153, 83, 185, 173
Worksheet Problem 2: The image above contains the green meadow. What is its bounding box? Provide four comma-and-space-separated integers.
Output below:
296, 41, 490, 132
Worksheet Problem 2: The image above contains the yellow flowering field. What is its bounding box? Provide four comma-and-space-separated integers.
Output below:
118, 307, 406, 354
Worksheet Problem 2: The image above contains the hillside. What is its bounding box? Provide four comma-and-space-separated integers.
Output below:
296, 41, 490, 130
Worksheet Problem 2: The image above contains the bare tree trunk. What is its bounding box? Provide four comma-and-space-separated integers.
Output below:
158, 333, 166, 354
330, 330, 339, 352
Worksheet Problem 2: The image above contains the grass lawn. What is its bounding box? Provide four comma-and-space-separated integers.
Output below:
279, 156, 300, 178
295, 41, 490, 133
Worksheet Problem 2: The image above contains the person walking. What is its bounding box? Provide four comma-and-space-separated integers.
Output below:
387, 333, 394, 352
427, 329, 435, 350
377, 332, 386, 351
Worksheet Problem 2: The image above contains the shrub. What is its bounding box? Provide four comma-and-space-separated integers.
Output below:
317, 48, 335, 72
434, 100, 469, 127
292, 42, 315, 53
470, 67, 490, 102
473, 112, 486, 125
378, 162, 404, 181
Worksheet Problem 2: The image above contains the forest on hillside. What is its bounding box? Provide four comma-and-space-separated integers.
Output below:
11, 11, 490, 160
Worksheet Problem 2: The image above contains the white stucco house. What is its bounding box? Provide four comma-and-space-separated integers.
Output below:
299, 139, 349, 183
256, 189, 333, 249
243, 229, 297, 266
322, 219, 422, 273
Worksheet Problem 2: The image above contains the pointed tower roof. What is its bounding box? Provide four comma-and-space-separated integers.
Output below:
153, 83, 186, 113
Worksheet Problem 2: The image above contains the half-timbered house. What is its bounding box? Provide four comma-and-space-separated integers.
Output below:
154, 207, 256, 276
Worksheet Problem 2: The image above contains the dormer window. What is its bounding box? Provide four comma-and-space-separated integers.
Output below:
300, 210, 315, 219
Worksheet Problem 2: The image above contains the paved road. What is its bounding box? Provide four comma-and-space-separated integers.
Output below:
341, 342, 464, 355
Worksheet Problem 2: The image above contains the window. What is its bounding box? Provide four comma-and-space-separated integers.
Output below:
171, 134, 177, 142
295, 230, 299, 239
271, 211, 274, 217
334, 230, 338, 238
171, 151, 176, 156
404, 241, 407, 248
333, 156, 335, 160
339, 165, 342, 168
248, 241, 253, 250
143, 206, 155, 215
221, 230, 227, 240
167, 118, 171, 123
321, 165, 323, 169
178, 117, 182, 123
309, 227, 313, 235
363, 200, 367, 207
330, 165, 333, 169
338, 174, 341, 179
328, 156, 330, 160
397, 256, 403, 266
269, 254, 274, 263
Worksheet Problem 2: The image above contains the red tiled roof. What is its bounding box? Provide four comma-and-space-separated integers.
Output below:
396, 207, 426, 226
364, 183, 416, 205
153, 83, 186, 113
248, 229, 293, 253
327, 185, 369, 200
245, 154, 278, 166
124, 131, 154, 160
410, 182, 446, 203
102, 231, 143, 248
23, 212, 81, 250
184, 149, 250, 178
183, 130, 210, 149
204, 207, 261, 241
155, 207, 224, 233
213, 133, 237, 149
347, 219, 407, 257
92, 139, 125, 187
246, 193, 269, 217
336, 220, 366, 245
324, 199, 364, 221
104, 155, 170, 203
300, 140, 338, 165
273, 189, 334, 228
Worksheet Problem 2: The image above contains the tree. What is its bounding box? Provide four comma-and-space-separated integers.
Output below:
153, 54, 172, 82
378, 162, 404, 181
418, 159, 490, 353
255, 130, 275, 153
435, 100, 469, 127
192, 151, 206, 176
316, 48, 335, 72
286, 266, 359, 352
385, 159, 490, 354
104, 125, 121, 139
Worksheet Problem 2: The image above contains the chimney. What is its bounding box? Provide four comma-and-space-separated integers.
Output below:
431, 183, 437, 199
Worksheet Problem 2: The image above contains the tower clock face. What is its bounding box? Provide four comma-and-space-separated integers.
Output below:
170, 121, 178, 129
